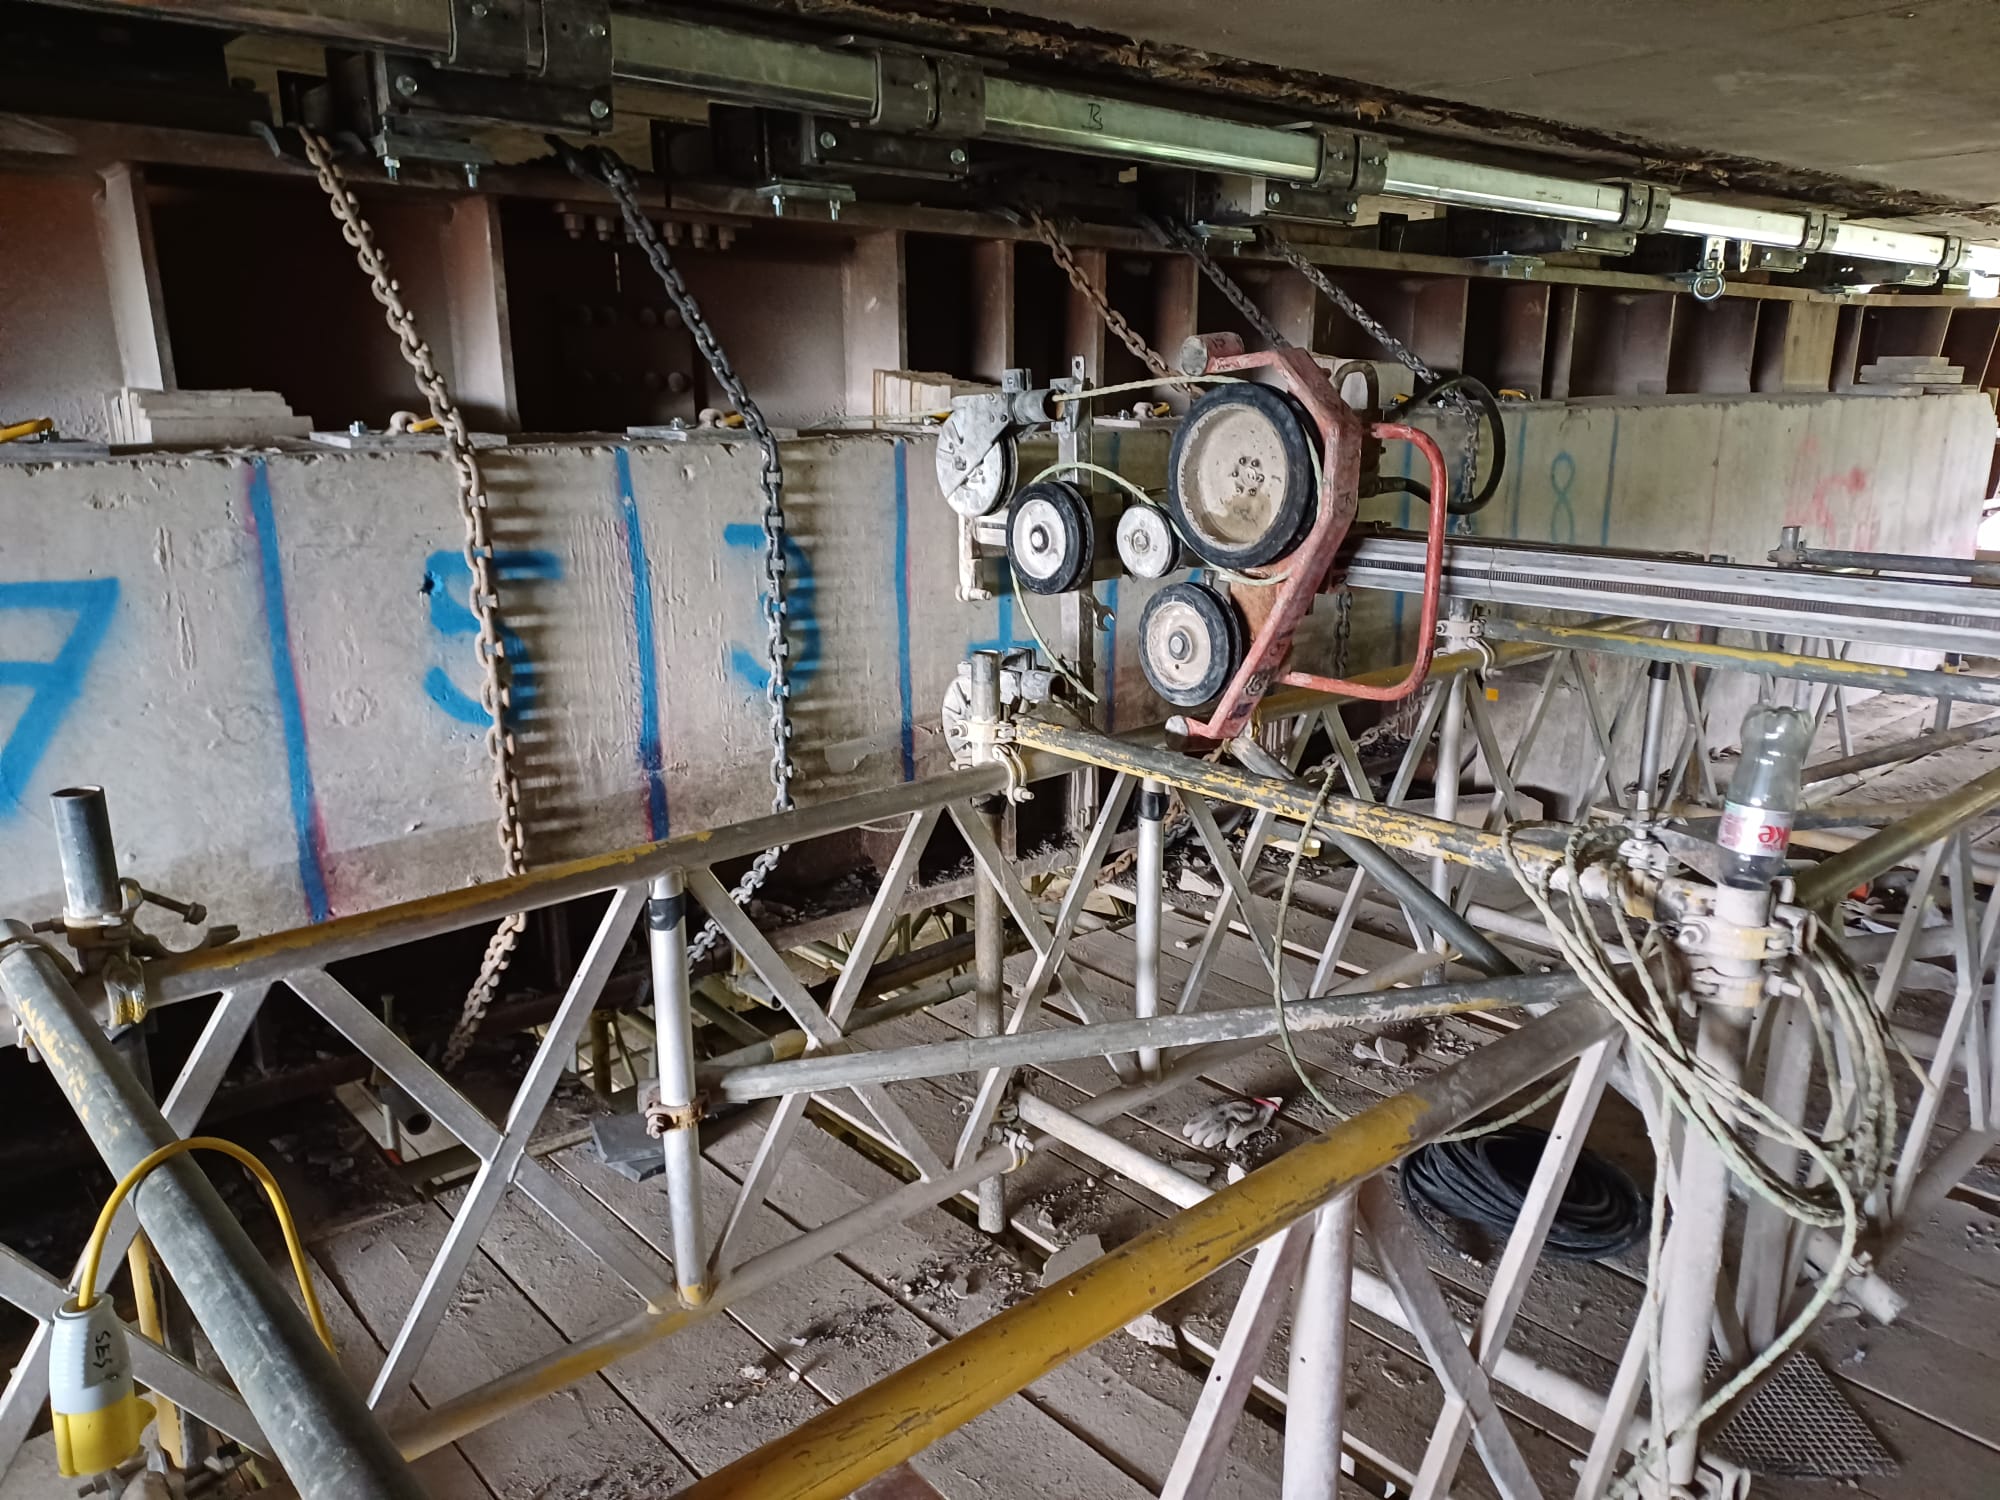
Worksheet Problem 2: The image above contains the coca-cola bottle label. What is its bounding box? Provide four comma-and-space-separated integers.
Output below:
1718, 801, 1792, 858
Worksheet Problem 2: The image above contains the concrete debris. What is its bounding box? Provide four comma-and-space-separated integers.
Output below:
1123, 1311, 1179, 1350
1041, 1232, 1104, 1286
1027, 1175, 1109, 1238
900, 1246, 1030, 1314
1352, 1036, 1411, 1068
591, 1111, 664, 1183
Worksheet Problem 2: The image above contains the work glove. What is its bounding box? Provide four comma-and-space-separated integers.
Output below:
1181, 1096, 1281, 1151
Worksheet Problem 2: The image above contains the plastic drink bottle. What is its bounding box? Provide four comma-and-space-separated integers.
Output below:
1717, 704, 1813, 882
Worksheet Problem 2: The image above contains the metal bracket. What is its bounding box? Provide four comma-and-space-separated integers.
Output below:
445, 0, 611, 87
868, 50, 985, 136
448, 0, 536, 73
934, 59, 985, 138
1311, 129, 1388, 195
873, 50, 933, 131
1938, 234, 1968, 272
755, 179, 856, 220
542, 0, 612, 90
1562, 224, 1639, 256
1612, 179, 1673, 233
1797, 208, 1841, 255
1215, 178, 1358, 227
799, 117, 969, 180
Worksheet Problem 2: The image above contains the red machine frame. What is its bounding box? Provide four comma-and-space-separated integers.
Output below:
1173, 333, 1451, 745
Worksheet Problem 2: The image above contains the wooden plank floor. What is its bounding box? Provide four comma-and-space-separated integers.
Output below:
9, 885, 2000, 1496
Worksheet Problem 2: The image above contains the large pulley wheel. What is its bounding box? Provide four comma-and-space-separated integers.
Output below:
1166, 383, 1319, 570
1139, 581, 1246, 708
1007, 480, 1094, 594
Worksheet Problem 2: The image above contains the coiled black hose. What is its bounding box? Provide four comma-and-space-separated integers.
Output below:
1399, 1126, 1647, 1261
1371, 373, 1508, 517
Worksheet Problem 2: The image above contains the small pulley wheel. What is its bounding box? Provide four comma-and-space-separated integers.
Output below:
1139, 581, 1245, 708
1115, 504, 1182, 580
1167, 383, 1319, 570
936, 404, 1019, 518
1007, 480, 1094, 595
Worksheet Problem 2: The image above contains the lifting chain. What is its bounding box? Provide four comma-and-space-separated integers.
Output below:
580, 145, 795, 966
1021, 205, 1191, 394
1144, 214, 1291, 354
298, 127, 527, 1070
1267, 235, 1482, 510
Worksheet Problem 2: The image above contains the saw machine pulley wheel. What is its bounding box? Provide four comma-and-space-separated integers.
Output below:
936, 402, 1020, 518
1138, 580, 1246, 708
1166, 383, 1320, 571
1007, 480, 1095, 595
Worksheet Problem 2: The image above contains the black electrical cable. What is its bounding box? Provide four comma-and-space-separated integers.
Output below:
1399, 1126, 1647, 1261
1379, 373, 1508, 517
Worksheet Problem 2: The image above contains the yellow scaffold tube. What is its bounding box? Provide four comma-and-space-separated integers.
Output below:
676, 1002, 1616, 1500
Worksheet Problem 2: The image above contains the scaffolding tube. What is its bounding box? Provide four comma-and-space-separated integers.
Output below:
674, 1002, 1620, 1500
0, 929, 424, 1500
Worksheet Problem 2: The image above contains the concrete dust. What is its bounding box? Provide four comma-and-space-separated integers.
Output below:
900, 1244, 1030, 1314
1025, 1173, 1110, 1241
707, 1300, 899, 1410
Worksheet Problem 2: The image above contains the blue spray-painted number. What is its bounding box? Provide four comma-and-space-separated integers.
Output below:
422, 550, 562, 726
723, 525, 819, 695
0, 579, 119, 816
1548, 451, 1578, 545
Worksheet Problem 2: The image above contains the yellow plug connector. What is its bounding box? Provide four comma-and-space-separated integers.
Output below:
49, 1136, 335, 1477
49, 1298, 151, 1477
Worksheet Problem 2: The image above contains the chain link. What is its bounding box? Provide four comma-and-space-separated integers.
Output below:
1268, 235, 1482, 509
1021, 206, 1192, 393
1145, 215, 1291, 354
585, 146, 794, 965
297, 128, 528, 1069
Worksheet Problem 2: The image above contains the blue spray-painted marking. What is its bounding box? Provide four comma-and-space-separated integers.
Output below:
892, 440, 916, 782
245, 459, 331, 923
0, 578, 119, 818
1548, 451, 1578, 544
422, 549, 562, 727
723, 525, 818, 695
971, 585, 1031, 656
1506, 413, 1529, 539
1599, 415, 1621, 548
615, 449, 669, 838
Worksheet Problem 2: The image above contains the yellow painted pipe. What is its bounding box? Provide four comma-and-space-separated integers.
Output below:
1009, 717, 1545, 878
124, 1234, 185, 1467
0, 417, 53, 443
676, 1002, 1616, 1500
1793, 762, 2000, 909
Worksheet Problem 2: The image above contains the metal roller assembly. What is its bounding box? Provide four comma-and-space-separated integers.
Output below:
1138, 580, 1246, 707
1166, 382, 1320, 570
1007, 480, 1095, 594
1115, 503, 1182, 580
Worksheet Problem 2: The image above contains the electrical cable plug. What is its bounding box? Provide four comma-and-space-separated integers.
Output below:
49, 1298, 151, 1478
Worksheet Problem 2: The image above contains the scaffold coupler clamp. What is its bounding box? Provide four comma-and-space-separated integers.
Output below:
989, 1095, 1035, 1172
1663, 876, 1793, 1010
644, 1091, 707, 1137
1437, 603, 1495, 672
950, 649, 1048, 800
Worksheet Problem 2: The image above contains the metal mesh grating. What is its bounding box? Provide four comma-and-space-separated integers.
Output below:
1709, 1350, 1897, 1479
